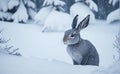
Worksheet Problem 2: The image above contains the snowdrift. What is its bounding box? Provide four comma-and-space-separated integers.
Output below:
0, 54, 98, 74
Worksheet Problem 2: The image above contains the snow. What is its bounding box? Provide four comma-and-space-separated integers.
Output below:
28, 8, 37, 20
85, 0, 98, 12
70, 2, 95, 24
74, 0, 98, 12
42, 10, 73, 32
8, 0, 19, 10
109, 0, 119, 6
0, 11, 12, 20
0, 0, 119, 73
24, 0, 36, 8
0, 20, 119, 74
0, 20, 119, 66
34, 6, 72, 32
34, 6, 54, 25
107, 8, 120, 24
93, 61, 120, 74
0, 54, 98, 74
11, 0, 28, 23
43, 0, 65, 6
0, 0, 9, 12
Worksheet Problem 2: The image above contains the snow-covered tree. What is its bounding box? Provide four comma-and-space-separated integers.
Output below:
0, 0, 36, 23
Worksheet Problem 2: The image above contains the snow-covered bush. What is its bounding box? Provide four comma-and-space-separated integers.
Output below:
34, 6, 54, 25
70, 2, 95, 24
35, 0, 72, 32
0, 30, 21, 56
42, 9, 73, 32
107, 0, 120, 24
34, 0, 66, 25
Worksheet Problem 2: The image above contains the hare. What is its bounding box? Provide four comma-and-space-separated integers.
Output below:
63, 15, 99, 66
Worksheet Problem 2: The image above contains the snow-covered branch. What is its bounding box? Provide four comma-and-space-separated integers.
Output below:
12, 0, 28, 23
0, 11, 12, 21
0, 31, 21, 56
109, 0, 119, 6
43, 0, 65, 6
24, 0, 36, 8
8, 0, 20, 10
85, 0, 98, 12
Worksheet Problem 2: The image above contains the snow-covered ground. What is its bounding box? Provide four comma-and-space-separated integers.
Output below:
0, 54, 98, 74
0, 20, 119, 74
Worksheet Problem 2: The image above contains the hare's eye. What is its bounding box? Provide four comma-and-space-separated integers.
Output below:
71, 34, 74, 37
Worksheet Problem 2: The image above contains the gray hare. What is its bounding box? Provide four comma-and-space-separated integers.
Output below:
63, 15, 99, 66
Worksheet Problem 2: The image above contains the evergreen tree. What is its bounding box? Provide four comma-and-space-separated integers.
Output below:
0, 0, 36, 23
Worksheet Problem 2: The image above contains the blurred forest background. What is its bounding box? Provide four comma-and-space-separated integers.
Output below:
0, 0, 119, 23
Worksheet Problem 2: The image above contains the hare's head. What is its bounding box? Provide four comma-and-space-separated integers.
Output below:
63, 15, 90, 45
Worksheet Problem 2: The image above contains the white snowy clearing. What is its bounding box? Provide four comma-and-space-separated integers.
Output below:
0, 20, 119, 74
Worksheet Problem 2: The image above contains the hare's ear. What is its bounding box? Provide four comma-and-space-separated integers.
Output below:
72, 15, 79, 29
77, 15, 90, 32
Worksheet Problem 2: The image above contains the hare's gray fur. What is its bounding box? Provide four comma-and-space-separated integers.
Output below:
63, 15, 99, 66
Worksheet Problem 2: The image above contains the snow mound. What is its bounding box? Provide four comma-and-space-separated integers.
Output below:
34, 6, 54, 25
11, 0, 28, 23
107, 9, 120, 24
0, 54, 98, 74
42, 10, 73, 32
70, 3, 95, 24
